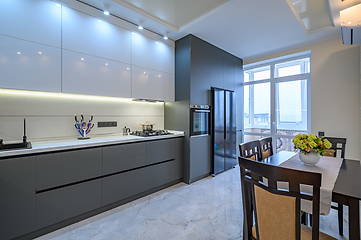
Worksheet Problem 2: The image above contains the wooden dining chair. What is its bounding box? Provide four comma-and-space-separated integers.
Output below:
238, 156, 337, 240
259, 137, 273, 159
239, 140, 262, 161
322, 136, 346, 236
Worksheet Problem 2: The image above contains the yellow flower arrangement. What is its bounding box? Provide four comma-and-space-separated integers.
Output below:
292, 133, 332, 155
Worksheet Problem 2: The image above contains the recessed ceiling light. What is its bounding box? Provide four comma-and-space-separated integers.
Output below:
138, 20, 143, 30
156, 42, 159, 44
17, 52, 21, 54
104, 4, 110, 15
81, 58, 84, 60
127, 67, 130, 70
56, 3, 61, 7
348, 21, 352, 24
38, 52, 42, 54
144, 72, 146, 74
98, 20, 102, 23
106, 63, 108, 65
163, 31, 168, 40
132, 32, 135, 35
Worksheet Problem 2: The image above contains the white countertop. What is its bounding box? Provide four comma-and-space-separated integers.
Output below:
0, 130, 184, 158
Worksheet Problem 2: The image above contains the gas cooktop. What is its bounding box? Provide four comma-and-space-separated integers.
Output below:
130, 130, 173, 137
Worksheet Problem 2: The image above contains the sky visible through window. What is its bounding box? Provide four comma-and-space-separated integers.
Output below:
245, 57, 309, 128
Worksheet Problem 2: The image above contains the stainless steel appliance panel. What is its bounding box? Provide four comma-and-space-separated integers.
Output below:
213, 89, 225, 174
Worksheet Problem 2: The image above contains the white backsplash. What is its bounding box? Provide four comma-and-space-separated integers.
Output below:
0, 91, 164, 142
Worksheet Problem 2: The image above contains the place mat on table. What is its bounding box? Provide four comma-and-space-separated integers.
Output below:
279, 154, 343, 215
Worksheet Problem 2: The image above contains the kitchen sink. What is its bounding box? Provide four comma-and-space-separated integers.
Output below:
0, 141, 32, 151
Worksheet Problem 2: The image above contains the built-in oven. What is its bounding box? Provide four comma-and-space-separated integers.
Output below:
190, 104, 210, 137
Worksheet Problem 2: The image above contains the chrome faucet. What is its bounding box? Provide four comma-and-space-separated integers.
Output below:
122, 126, 130, 135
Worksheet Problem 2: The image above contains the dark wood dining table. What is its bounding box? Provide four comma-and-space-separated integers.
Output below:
259, 151, 361, 240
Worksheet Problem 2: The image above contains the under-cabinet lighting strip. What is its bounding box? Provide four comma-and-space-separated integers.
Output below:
0, 88, 164, 104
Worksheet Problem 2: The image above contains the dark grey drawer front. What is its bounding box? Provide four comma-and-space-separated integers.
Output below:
175, 137, 184, 180
103, 143, 145, 175
36, 180, 101, 229
0, 156, 36, 240
145, 160, 178, 190
102, 168, 146, 206
145, 139, 176, 164
37, 148, 102, 191
103, 142, 145, 161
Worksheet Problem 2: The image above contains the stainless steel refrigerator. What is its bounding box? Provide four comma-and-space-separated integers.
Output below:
211, 88, 238, 175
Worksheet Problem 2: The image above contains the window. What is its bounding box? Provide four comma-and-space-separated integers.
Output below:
243, 53, 311, 152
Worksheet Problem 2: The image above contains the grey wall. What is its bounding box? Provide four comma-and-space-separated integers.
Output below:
165, 34, 243, 184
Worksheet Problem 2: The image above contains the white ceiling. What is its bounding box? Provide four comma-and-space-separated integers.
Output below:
78, 0, 361, 61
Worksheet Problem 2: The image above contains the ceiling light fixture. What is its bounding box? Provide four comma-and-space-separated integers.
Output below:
103, 4, 110, 15
340, 3, 361, 45
163, 31, 168, 40
138, 20, 143, 30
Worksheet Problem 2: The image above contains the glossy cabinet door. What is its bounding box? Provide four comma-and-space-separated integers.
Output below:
0, 156, 36, 240
62, 6, 131, 64
0, 0, 61, 47
37, 180, 102, 229
62, 50, 131, 98
132, 66, 174, 101
132, 33, 174, 74
102, 169, 146, 206
0, 35, 61, 92
37, 148, 102, 191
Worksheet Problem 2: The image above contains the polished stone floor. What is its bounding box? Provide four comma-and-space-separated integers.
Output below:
36, 166, 353, 240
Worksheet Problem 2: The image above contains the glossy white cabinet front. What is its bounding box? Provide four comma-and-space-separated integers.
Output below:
0, 0, 61, 47
0, 35, 61, 92
132, 33, 174, 75
62, 7, 131, 64
62, 50, 131, 98
132, 66, 174, 101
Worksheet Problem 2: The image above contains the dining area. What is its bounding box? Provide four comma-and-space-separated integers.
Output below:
239, 135, 361, 240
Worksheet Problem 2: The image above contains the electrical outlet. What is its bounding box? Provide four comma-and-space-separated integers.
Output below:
98, 121, 117, 128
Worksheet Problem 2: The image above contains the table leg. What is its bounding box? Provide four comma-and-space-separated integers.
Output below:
348, 198, 360, 240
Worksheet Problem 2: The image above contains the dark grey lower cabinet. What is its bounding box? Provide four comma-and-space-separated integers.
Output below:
175, 137, 184, 180
189, 135, 210, 181
0, 156, 36, 240
146, 160, 179, 190
36, 180, 102, 229
102, 168, 146, 206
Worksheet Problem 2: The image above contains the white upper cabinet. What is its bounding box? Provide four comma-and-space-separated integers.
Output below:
62, 50, 131, 98
132, 33, 174, 75
62, 7, 131, 64
0, 35, 61, 92
132, 66, 174, 101
0, 0, 61, 47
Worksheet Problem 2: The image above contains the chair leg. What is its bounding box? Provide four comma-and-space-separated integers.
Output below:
301, 212, 308, 225
338, 204, 343, 236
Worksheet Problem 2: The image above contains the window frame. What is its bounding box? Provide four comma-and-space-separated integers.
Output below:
242, 52, 311, 151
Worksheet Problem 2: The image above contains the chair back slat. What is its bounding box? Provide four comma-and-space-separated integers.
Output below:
323, 137, 346, 159
239, 140, 262, 161
260, 137, 274, 159
238, 156, 322, 240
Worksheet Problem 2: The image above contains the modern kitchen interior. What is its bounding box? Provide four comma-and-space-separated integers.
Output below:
0, 0, 360, 239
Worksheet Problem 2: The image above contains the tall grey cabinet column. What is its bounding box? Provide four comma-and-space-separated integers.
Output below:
0, 156, 36, 240
165, 34, 243, 184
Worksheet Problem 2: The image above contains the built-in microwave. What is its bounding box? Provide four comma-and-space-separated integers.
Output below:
190, 105, 210, 137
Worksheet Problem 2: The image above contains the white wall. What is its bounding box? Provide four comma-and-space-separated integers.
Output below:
245, 37, 361, 160
0, 91, 164, 142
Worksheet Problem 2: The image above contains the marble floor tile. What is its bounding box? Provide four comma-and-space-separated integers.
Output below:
35, 166, 357, 240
